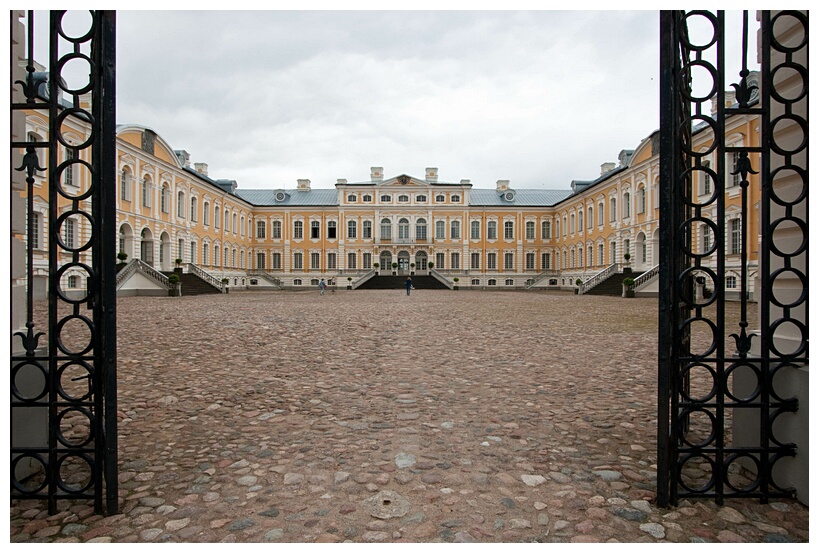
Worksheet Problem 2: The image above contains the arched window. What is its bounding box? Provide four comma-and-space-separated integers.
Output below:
435, 195, 445, 203
637, 187, 646, 214
120, 167, 132, 201
598, 202, 604, 226
190, 197, 198, 222
347, 194, 357, 202
160, 185, 169, 213
570, 214, 575, 234
398, 194, 409, 203
450, 220, 460, 239
362, 220, 372, 239
348, 220, 357, 239
310, 220, 320, 239
525, 221, 535, 239
435, 220, 446, 239
416, 195, 427, 203
609, 197, 617, 222
240, 215, 245, 236
380, 194, 391, 202
470, 220, 480, 240
451, 195, 460, 203
542, 221, 551, 239
203, 201, 210, 225
504, 221, 514, 239
214, 206, 220, 228
380, 218, 392, 240
398, 218, 410, 240
578, 210, 583, 231
232, 213, 237, 233
416, 218, 427, 240
327, 220, 337, 239
142, 177, 152, 208
256, 220, 266, 239
293, 220, 303, 239
271, 220, 281, 239
177, 191, 185, 218
588, 206, 593, 229
362, 194, 372, 202
623, 192, 631, 219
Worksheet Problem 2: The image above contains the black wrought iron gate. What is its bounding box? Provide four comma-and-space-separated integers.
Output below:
11, 11, 118, 515
658, 10, 808, 506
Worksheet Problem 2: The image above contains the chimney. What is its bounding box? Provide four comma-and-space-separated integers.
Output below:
336, 178, 347, 185
370, 167, 383, 182
601, 162, 615, 175
460, 179, 471, 185
194, 162, 208, 176
425, 167, 438, 182
297, 179, 311, 190
496, 180, 510, 191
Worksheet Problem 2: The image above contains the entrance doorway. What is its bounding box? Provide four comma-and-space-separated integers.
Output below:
398, 250, 410, 274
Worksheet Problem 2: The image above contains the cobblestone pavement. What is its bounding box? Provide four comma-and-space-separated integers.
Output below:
11, 290, 809, 543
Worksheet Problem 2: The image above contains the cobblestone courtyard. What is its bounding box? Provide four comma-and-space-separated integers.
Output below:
11, 290, 809, 543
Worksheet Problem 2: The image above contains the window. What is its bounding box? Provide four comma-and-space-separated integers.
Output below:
160, 185, 169, 213
730, 152, 741, 187
598, 243, 604, 265
191, 197, 198, 221
215, 206, 220, 228
598, 202, 604, 226
505, 279, 514, 286
450, 252, 460, 269
555, 219, 560, 237
435, 220, 446, 240
637, 188, 646, 214
203, 244, 209, 265
310, 252, 320, 270
64, 218, 76, 249
641, 240, 647, 263
435, 195, 445, 203
525, 221, 535, 240
588, 206, 593, 229
609, 198, 617, 222
542, 221, 551, 239
450, 220, 460, 240
380, 218, 392, 240
232, 213, 237, 233
30, 212, 40, 249
471, 252, 481, 270
416, 219, 427, 240
120, 168, 132, 201
348, 220, 357, 239
470, 220, 480, 240
224, 247, 228, 267
578, 210, 583, 231
256, 252, 265, 269
225, 209, 230, 231
64, 148, 74, 186
541, 252, 550, 270
362, 194, 372, 202
177, 191, 185, 218
214, 246, 220, 266
398, 218, 410, 240
240, 216, 245, 236
271, 220, 282, 239
203, 202, 210, 225
142, 179, 151, 208
562, 216, 567, 237
487, 221, 497, 240
504, 221, 514, 240
293, 252, 303, 270
327, 221, 337, 239
610, 242, 617, 264
271, 253, 282, 269
436, 252, 445, 268
311, 220, 320, 239
487, 253, 497, 270
190, 242, 197, 265
294, 279, 302, 286
294, 221, 303, 239
451, 195, 460, 203
488, 279, 497, 286
380, 194, 391, 202
363, 253, 372, 268
347, 194, 357, 202
398, 194, 409, 203
702, 224, 712, 251
416, 195, 427, 203
623, 239, 630, 261
526, 252, 535, 269
504, 252, 514, 270
730, 218, 741, 254
363, 220, 372, 239
347, 252, 357, 269
256, 220, 266, 239
570, 214, 575, 234
471, 279, 480, 286
327, 252, 337, 270
623, 192, 631, 219
67, 275, 78, 288
726, 275, 737, 289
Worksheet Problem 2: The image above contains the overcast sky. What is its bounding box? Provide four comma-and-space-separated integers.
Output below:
33, 8, 757, 191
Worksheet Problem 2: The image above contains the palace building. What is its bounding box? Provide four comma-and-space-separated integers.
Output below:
21, 72, 760, 298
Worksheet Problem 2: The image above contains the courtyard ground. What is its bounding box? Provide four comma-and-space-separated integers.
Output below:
10, 290, 809, 543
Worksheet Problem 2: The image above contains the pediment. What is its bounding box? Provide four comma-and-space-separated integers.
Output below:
381, 174, 426, 186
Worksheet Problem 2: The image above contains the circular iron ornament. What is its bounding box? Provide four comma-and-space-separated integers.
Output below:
679, 115, 718, 156
57, 10, 96, 43
679, 11, 719, 51
678, 217, 719, 259
767, 318, 808, 359
724, 361, 762, 403
679, 59, 719, 103
767, 216, 807, 258
769, 114, 808, 156
680, 316, 719, 359
770, 62, 808, 103
723, 453, 761, 493
769, 362, 802, 403
679, 362, 718, 402
769, 165, 808, 206
678, 266, 719, 308
56, 406, 95, 448
55, 158, 95, 201
55, 51, 94, 96
55, 262, 94, 304
55, 314, 95, 356
55, 452, 96, 494
768, 268, 808, 309
11, 454, 49, 494
679, 165, 720, 207
770, 11, 809, 53
56, 360, 95, 402
54, 210, 95, 253
11, 360, 49, 402
55, 108, 95, 150
677, 453, 716, 494
768, 452, 799, 495
768, 408, 799, 449
678, 407, 717, 448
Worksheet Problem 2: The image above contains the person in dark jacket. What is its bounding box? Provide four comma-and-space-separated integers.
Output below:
405, 277, 412, 296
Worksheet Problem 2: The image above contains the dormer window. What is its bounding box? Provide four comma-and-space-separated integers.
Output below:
435, 195, 445, 202
347, 194, 357, 202
416, 195, 427, 203
380, 194, 391, 202
363, 194, 372, 202
398, 194, 409, 202
451, 195, 460, 203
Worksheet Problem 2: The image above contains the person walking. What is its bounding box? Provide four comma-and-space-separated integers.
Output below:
319, 278, 327, 296
405, 276, 412, 296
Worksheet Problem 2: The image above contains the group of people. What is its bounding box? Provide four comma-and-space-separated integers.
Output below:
318, 277, 415, 296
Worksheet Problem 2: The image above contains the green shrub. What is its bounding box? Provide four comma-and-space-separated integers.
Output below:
168, 274, 180, 284
623, 277, 635, 287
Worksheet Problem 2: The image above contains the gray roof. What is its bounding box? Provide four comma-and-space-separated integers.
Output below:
469, 189, 573, 207
234, 189, 339, 206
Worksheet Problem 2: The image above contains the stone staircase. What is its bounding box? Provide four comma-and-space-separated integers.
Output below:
583, 271, 643, 296
162, 271, 223, 296
356, 274, 448, 290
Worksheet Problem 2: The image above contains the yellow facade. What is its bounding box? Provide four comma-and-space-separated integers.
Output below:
22, 109, 761, 292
